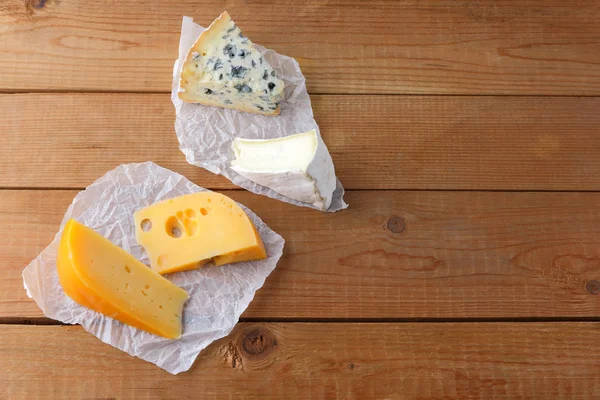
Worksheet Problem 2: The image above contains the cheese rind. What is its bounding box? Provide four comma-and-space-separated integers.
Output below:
179, 11, 284, 116
57, 219, 189, 339
134, 192, 267, 274
231, 129, 337, 210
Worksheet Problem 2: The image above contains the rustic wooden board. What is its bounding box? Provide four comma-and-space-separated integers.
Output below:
3, 189, 600, 320
2, 0, 598, 397
1, 322, 599, 399
1, 1, 599, 94
3, 93, 600, 190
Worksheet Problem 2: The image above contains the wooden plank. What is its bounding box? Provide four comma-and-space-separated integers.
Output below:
1, 322, 599, 399
1, 0, 599, 94
3, 189, 600, 320
3, 93, 600, 190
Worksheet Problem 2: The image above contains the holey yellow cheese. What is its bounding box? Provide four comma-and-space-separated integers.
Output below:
57, 219, 189, 339
134, 192, 267, 274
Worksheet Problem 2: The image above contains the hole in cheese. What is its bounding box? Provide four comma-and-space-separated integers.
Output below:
183, 219, 198, 236
200, 208, 208, 216
124, 265, 131, 273
165, 216, 184, 238
140, 219, 152, 232
184, 209, 196, 219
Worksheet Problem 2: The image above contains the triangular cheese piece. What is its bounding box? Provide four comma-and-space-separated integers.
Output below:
57, 219, 189, 339
231, 129, 337, 210
179, 11, 285, 116
134, 192, 267, 274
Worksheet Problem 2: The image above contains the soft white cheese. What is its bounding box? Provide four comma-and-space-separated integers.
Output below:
231, 129, 337, 210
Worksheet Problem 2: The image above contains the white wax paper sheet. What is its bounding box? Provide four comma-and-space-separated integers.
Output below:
22, 162, 285, 374
172, 16, 348, 212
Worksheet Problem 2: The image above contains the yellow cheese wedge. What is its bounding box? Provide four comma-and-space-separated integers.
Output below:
57, 219, 189, 339
134, 192, 267, 274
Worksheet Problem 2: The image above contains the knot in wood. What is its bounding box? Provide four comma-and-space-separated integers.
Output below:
240, 327, 277, 358
387, 216, 406, 234
585, 280, 600, 295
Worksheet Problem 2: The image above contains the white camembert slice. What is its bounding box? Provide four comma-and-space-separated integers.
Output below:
231, 129, 337, 210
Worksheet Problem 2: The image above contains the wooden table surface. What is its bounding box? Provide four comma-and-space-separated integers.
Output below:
2, 1, 600, 399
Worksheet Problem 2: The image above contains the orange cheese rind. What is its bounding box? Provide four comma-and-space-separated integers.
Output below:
57, 219, 189, 339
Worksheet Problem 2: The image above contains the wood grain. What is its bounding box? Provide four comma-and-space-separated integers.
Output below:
3, 189, 600, 320
1, 0, 600, 94
1, 322, 599, 399
3, 93, 600, 190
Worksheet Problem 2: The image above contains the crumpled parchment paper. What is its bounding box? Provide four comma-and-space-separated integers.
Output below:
171, 16, 348, 212
22, 162, 285, 374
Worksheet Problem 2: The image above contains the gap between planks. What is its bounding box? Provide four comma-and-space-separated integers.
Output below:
3, 317, 600, 326
4, 187, 600, 194
2, 89, 600, 98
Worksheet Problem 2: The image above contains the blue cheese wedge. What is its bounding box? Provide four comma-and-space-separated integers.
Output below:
230, 129, 337, 210
179, 11, 285, 116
